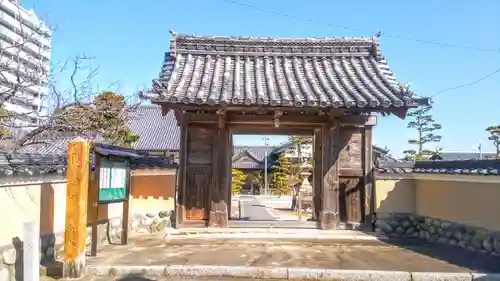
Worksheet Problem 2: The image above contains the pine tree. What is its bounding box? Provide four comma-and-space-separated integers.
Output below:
287, 135, 312, 185
246, 172, 263, 195
231, 169, 246, 195
486, 125, 500, 159
269, 153, 292, 196
403, 104, 442, 160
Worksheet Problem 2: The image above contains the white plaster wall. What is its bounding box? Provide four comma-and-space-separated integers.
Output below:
53, 183, 67, 234
0, 181, 67, 247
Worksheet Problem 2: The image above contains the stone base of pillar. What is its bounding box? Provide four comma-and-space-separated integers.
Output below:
62, 254, 85, 279
209, 201, 229, 228
174, 205, 185, 229
319, 212, 339, 230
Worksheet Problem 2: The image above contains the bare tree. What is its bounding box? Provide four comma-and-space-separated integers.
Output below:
0, 13, 140, 150
10, 55, 142, 150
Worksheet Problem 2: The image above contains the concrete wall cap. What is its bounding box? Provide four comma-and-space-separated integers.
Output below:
411, 272, 473, 281
86, 265, 498, 281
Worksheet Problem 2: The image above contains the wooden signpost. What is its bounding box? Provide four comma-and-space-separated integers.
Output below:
63, 139, 135, 278
63, 138, 91, 278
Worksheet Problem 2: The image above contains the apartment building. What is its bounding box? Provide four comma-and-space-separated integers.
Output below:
0, 0, 51, 127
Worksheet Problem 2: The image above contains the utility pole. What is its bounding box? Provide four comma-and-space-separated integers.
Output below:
478, 142, 483, 159
263, 137, 269, 195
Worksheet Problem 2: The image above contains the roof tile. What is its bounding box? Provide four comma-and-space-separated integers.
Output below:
146, 34, 427, 108
127, 104, 179, 150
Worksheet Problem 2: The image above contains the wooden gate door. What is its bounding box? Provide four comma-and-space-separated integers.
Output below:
339, 177, 365, 223
184, 125, 215, 222
185, 168, 211, 220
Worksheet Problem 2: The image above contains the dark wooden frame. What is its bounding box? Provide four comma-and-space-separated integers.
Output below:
163, 105, 379, 230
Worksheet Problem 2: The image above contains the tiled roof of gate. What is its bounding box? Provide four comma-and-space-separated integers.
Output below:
145, 33, 428, 108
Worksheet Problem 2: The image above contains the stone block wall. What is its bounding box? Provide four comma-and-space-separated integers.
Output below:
376, 213, 500, 255
128, 211, 173, 234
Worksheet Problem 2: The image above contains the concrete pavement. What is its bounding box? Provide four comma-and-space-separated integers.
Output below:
234, 195, 292, 206
233, 195, 315, 228
239, 195, 278, 221
87, 235, 500, 272
254, 195, 294, 210
84, 234, 500, 280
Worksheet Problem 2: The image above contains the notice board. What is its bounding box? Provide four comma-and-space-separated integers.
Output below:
97, 159, 130, 202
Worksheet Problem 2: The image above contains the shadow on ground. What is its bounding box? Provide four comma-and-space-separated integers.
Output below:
376, 236, 500, 273
367, 183, 500, 273
359, 219, 500, 273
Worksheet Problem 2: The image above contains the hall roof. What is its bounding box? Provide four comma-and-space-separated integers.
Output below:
144, 32, 428, 109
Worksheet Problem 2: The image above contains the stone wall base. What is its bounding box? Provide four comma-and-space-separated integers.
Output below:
376, 213, 500, 255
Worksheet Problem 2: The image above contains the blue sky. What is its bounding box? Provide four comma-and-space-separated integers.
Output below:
23, 0, 500, 156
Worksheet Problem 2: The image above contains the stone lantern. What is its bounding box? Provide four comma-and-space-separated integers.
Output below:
298, 159, 313, 221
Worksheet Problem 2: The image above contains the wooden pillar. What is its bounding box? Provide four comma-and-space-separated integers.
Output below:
225, 129, 233, 219
176, 113, 188, 227
227, 130, 234, 220
312, 128, 322, 221
209, 115, 230, 228
63, 138, 91, 279
320, 123, 341, 230
362, 126, 375, 227
88, 152, 99, 257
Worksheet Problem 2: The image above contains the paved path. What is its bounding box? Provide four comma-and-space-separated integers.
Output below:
239, 195, 277, 221
234, 195, 316, 228
86, 234, 500, 273
254, 195, 293, 210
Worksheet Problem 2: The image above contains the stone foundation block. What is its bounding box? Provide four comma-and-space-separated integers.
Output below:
376, 213, 500, 256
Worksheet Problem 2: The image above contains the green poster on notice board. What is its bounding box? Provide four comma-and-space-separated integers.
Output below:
98, 160, 129, 202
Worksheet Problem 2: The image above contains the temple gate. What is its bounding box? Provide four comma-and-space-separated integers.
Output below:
142, 32, 429, 229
